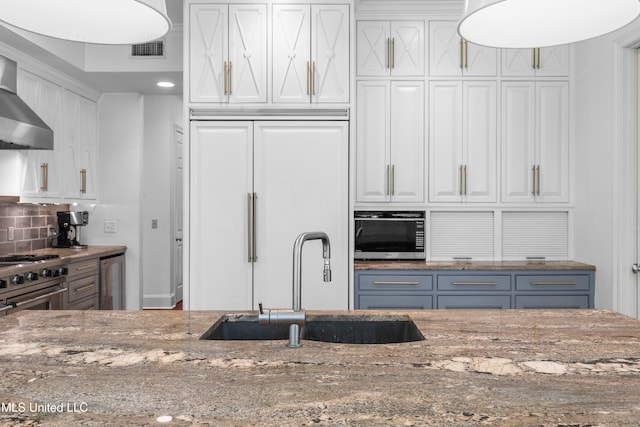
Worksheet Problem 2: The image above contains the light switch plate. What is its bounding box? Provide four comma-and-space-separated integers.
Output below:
7, 226, 14, 241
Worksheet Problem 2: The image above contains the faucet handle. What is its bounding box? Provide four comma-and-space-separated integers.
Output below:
258, 302, 263, 314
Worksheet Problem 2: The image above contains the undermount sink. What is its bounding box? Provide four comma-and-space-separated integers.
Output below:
201, 314, 425, 344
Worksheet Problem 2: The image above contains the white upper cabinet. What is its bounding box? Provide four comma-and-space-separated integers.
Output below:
356, 20, 424, 77
502, 46, 569, 77
189, 3, 267, 103
356, 80, 424, 204
17, 70, 97, 201
18, 70, 63, 199
62, 89, 97, 200
429, 21, 497, 77
429, 81, 497, 203
501, 81, 569, 203
273, 4, 349, 103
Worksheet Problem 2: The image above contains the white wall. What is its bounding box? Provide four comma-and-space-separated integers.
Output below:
141, 95, 182, 308
573, 19, 640, 316
81, 93, 144, 310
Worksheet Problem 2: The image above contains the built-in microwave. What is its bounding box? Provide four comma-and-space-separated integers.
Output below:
354, 211, 425, 260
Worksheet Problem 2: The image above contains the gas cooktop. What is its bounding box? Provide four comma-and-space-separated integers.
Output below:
0, 254, 60, 264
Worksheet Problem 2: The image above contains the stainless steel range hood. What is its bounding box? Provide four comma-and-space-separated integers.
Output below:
0, 55, 53, 150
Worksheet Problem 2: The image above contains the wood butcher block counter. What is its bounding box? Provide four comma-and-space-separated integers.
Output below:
0, 309, 639, 426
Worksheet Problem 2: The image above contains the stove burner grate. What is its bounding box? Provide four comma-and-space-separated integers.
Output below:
0, 254, 60, 264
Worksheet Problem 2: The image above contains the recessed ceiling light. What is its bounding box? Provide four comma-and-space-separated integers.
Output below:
157, 81, 175, 88
458, 0, 640, 48
0, 0, 171, 45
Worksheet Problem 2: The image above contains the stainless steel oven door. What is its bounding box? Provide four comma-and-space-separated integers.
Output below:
0, 278, 67, 315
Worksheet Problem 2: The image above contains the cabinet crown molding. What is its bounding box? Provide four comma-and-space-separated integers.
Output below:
355, 0, 463, 15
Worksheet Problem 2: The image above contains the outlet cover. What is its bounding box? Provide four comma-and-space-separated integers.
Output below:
104, 221, 117, 233
151, 219, 158, 229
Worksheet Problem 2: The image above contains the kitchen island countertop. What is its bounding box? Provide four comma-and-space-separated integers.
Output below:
0, 309, 638, 426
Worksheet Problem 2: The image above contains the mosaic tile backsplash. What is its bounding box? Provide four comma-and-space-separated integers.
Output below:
0, 204, 69, 255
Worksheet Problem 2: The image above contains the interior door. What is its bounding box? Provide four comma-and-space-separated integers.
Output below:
173, 126, 184, 303
253, 121, 348, 310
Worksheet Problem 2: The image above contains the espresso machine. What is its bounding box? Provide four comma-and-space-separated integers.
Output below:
57, 211, 89, 248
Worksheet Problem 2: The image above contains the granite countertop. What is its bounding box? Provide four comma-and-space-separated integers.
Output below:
0, 246, 126, 276
355, 260, 596, 271
0, 309, 638, 426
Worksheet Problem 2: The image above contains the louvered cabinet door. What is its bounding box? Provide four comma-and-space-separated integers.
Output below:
228, 4, 267, 103
272, 4, 311, 103
189, 4, 228, 103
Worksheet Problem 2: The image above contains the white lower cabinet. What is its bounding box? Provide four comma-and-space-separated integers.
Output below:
429, 81, 497, 203
190, 120, 348, 310
356, 80, 424, 203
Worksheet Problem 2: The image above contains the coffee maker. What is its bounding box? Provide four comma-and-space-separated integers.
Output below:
57, 211, 89, 248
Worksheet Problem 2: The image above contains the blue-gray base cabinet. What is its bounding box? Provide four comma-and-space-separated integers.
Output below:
355, 270, 595, 310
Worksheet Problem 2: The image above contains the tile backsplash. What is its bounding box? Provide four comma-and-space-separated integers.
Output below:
0, 204, 69, 255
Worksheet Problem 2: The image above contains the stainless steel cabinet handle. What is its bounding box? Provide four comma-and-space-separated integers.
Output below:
532, 48, 537, 69
312, 61, 316, 96
252, 193, 257, 262
247, 193, 252, 262
223, 61, 228, 95
75, 283, 95, 294
463, 164, 467, 196
452, 281, 497, 286
464, 40, 468, 69
390, 164, 395, 196
390, 38, 395, 69
372, 281, 420, 286
40, 163, 48, 191
531, 165, 537, 195
228, 61, 233, 95
459, 39, 464, 69
385, 164, 390, 196
530, 281, 577, 286
306, 61, 310, 95
459, 165, 464, 195
80, 168, 87, 193
535, 48, 541, 69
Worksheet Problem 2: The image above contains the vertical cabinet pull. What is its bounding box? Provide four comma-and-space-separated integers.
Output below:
312, 61, 316, 96
390, 164, 395, 196
390, 38, 395, 69
385, 164, 395, 197
532, 48, 541, 69
40, 163, 49, 191
223, 61, 228, 95
459, 39, 468, 69
228, 61, 232, 95
247, 193, 252, 262
80, 168, 87, 194
252, 193, 257, 262
531, 165, 541, 196
247, 193, 258, 262
463, 165, 467, 195
385, 165, 390, 196
459, 165, 468, 196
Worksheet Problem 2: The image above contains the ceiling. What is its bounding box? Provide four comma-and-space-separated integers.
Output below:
0, 0, 185, 96
81, 0, 184, 96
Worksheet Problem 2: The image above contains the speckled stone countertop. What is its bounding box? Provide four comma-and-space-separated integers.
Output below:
0, 309, 638, 426
355, 260, 596, 271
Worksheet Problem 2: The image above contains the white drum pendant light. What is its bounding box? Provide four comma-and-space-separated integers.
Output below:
458, 0, 640, 48
0, 0, 171, 45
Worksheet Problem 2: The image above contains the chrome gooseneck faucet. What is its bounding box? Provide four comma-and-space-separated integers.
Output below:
258, 231, 332, 348
292, 231, 332, 312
